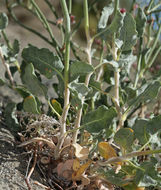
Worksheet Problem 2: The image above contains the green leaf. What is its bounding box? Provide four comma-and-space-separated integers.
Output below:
21, 63, 47, 97
98, 4, 114, 29
4, 103, 20, 133
118, 52, 136, 74
147, 115, 161, 135
23, 95, 40, 114
87, 76, 101, 100
0, 78, 5, 86
132, 119, 150, 145
70, 61, 94, 80
15, 86, 41, 114
135, 8, 147, 37
15, 86, 31, 98
119, 13, 138, 51
0, 13, 8, 30
128, 80, 161, 109
103, 56, 119, 70
82, 106, 117, 133
12, 39, 20, 55
98, 168, 127, 186
22, 45, 64, 79
69, 80, 90, 109
125, 87, 137, 104
114, 128, 134, 151
134, 158, 161, 187
5, 66, 17, 80
51, 99, 63, 115
99, 10, 124, 41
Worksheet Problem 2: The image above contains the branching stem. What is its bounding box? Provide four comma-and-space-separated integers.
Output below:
73, 0, 93, 144
54, 0, 71, 159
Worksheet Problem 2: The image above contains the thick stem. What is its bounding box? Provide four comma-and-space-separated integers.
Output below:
73, 0, 93, 144
54, 0, 71, 159
0, 47, 14, 87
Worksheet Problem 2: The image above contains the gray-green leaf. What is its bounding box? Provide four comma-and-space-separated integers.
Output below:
22, 45, 64, 79
69, 80, 90, 109
99, 10, 124, 41
70, 61, 94, 79
135, 8, 147, 37
128, 80, 161, 109
82, 106, 117, 133
98, 4, 114, 29
0, 13, 8, 30
119, 13, 138, 51
21, 63, 47, 97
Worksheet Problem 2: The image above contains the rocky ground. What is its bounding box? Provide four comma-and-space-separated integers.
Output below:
0, 2, 59, 189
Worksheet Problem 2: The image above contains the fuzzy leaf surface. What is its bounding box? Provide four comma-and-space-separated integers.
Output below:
134, 158, 161, 187
0, 13, 8, 30
82, 106, 117, 133
21, 63, 47, 97
99, 10, 124, 41
119, 13, 138, 51
128, 81, 161, 108
69, 80, 90, 109
70, 61, 94, 79
135, 8, 147, 37
114, 128, 134, 151
98, 4, 114, 29
22, 45, 64, 79
132, 119, 150, 145
4, 103, 20, 133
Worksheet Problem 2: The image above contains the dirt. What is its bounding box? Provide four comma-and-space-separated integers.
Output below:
0, 122, 47, 190
0, 2, 59, 189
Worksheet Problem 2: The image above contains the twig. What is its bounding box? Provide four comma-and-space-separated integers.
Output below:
17, 137, 55, 149
0, 47, 15, 87
34, 181, 51, 190
25, 148, 38, 190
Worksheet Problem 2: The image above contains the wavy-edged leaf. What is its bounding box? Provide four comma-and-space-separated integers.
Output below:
132, 119, 150, 145
98, 4, 114, 29
69, 80, 90, 109
22, 45, 64, 79
0, 13, 8, 30
134, 158, 161, 187
135, 8, 147, 37
70, 61, 94, 80
4, 103, 20, 134
114, 128, 134, 151
147, 115, 161, 135
21, 63, 47, 97
99, 10, 124, 41
119, 13, 138, 51
98, 168, 127, 186
128, 80, 161, 108
82, 106, 117, 133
